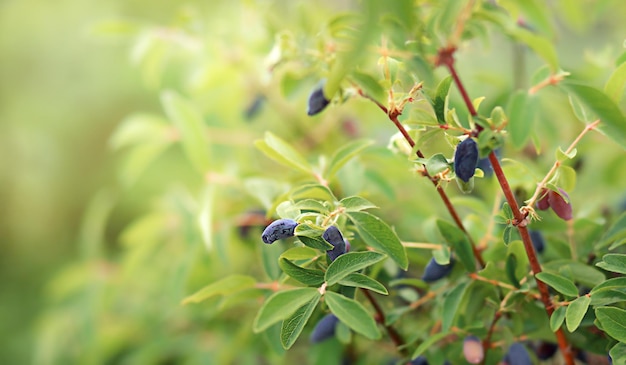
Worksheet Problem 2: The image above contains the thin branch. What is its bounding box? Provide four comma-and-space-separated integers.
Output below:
444, 49, 576, 365
361, 289, 408, 356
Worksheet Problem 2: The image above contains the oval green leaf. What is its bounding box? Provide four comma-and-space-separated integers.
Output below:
535, 272, 578, 297
347, 211, 408, 270
338, 273, 388, 295
279, 258, 325, 286
325, 291, 381, 340
565, 295, 591, 332
280, 295, 319, 349
253, 288, 320, 333
436, 219, 476, 273
325, 251, 386, 286
254, 132, 313, 174
595, 306, 626, 342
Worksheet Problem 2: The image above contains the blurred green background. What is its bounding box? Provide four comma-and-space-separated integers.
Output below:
1, 0, 625, 364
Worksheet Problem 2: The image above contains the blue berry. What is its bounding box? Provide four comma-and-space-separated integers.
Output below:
421, 257, 455, 283
529, 230, 545, 254
454, 138, 479, 182
504, 343, 532, 365
307, 82, 330, 116
323, 226, 346, 261
310, 313, 339, 343
261, 219, 298, 244
409, 356, 429, 365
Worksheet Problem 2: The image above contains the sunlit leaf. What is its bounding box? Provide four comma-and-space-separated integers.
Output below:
325, 251, 386, 286
347, 211, 408, 270
253, 288, 320, 333
280, 295, 319, 349
565, 295, 590, 332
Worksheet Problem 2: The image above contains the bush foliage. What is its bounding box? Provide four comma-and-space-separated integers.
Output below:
36, 1, 626, 364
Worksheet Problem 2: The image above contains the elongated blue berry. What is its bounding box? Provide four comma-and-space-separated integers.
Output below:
310, 313, 339, 343
463, 335, 484, 364
307, 82, 330, 116
504, 343, 532, 365
548, 188, 573, 221
261, 219, 298, 244
421, 257, 455, 283
529, 230, 545, 254
409, 356, 429, 365
454, 138, 479, 182
323, 226, 346, 261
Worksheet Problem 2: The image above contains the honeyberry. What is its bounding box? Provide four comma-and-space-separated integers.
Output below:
534, 341, 557, 360
261, 219, 298, 244
548, 188, 573, 221
454, 138, 479, 182
307, 81, 330, 116
421, 257, 455, 283
503, 343, 532, 365
323, 226, 347, 261
310, 313, 339, 343
409, 356, 429, 365
536, 188, 550, 210
529, 230, 545, 254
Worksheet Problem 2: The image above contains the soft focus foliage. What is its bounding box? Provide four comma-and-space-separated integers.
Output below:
2, 0, 626, 364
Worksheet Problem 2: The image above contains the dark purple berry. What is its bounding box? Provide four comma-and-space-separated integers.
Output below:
310, 313, 339, 343
409, 356, 429, 365
536, 188, 550, 210
504, 343, 532, 365
529, 230, 545, 254
323, 226, 346, 261
307, 82, 330, 116
421, 257, 455, 283
454, 138, 479, 182
463, 335, 484, 364
261, 219, 298, 244
534, 341, 557, 360
548, 188, 573, 221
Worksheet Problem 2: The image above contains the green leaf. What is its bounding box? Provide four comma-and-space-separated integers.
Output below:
610, 342, 626, 365
325, 139, 374, 179
442, 281, 469, 332
555, 165, 576, 192
565, 295, 591, 332
280, 294, 319, 349
506, 254, 520, 289
507, 90, 535, 149
109, 113, 170, 150
597, 212, 626, 250
325, 251, 386, 286
340, 196, 377, 212
425, 153, 451, 175
297, 235, 334, 251
550, 306, 566, 332
412, 331, 450, 359
596, 307, 626, 342
255, 132, 313, 174
347, 211, 408, 270
605, 61, 626, 102
561, 81, 626, 149
182, 275, 256, 304
436, 220, 476, 272
325, 291, 381, 340
293, 199, 329, 213
253, 288, 320, 333
161, 91, 211, 174
280, 247, 319, 261
432, 75, 453, 125
279, 258, 325, 286
535, 272, 578, 297
509, 27, 559, 71
338, 273, 388, 295
596, 254, 626, 274
350, 71, 385, 103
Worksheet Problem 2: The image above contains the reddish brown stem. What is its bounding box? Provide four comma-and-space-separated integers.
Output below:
365, 93, 485, 269
481, 312, 502, 365
444, 49, 574, 365
361, 289, 408, 356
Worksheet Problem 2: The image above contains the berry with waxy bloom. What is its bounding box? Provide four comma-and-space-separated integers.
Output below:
503, 343, 532, 365
307, 81, 330, 116
323, 226, 347, 261
454, 138, 479, 182
529, 230, 545, 254
310, 313, 339, 343
421, 257, 455, 283
261, 219, 298, 244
